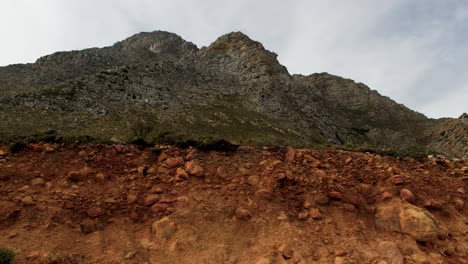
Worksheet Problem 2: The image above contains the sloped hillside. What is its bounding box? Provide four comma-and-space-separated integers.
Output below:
0, 31, 466, 159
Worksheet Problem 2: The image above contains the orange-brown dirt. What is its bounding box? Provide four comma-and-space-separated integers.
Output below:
0, 143, 467, 264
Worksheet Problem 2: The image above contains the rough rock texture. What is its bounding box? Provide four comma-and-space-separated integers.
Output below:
0, 31, 466, 159
376, 199, 440, 242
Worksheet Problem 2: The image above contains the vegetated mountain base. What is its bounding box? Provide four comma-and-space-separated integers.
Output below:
0, 143, 467, 264
0, 31, 466, 159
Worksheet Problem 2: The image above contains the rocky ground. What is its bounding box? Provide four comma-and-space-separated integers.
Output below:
0, 143, 467, 264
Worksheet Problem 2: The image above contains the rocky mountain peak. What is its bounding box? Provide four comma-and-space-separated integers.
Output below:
200, 31, 288, 78
114, 30, 198, 56
208, 31, 262, 50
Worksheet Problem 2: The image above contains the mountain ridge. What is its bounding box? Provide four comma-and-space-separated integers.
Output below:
0, 30, 466, 159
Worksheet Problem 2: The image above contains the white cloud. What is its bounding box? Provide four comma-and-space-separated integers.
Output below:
0, 0, 466, 118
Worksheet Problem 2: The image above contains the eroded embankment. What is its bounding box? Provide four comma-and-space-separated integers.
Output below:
0, 143, 467, 264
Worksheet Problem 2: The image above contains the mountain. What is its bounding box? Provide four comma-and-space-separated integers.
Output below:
0, 31, 466, 159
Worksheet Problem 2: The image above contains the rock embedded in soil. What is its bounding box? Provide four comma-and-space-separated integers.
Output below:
256, 258, 273, 264
144, 194, 160, 206
95, 173, 107, 183
166, 157, 184, 168
423, 199, 443, 210
399, 189, 415, 204
87, 206, 105, 218
21, 196, 35, 205
328, 191, 342, 200
382, 191, 393, 200
80, 218, 101, 234
31, 177, 45, 186
390, 176, 405, 185
285, 146, 296, 162
152, 216, 177, 239
247, 175, 260, 186
411, 253, 430, 264
404, 209, 440, 240
67, 170, 84, 181
454, 198, 464, 210
151, 203, 169, 213
297, 210, 309, 220
271, 160, 282, 167
375, 200, 439, 241
184, 161, 204, 177
309, 208, 323, 219
137, 166, 148, 176
235, 207, 252, 220
316, 195, 330, 205
278, 244, 294, 259
127, 194, 138, 204
377, 241, 404, 264
175, 168, 189, 181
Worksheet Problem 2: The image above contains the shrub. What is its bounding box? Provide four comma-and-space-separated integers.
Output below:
24, 130, 59, 143
196, 138, 239, 152
8, 141, 27, 154
0, 248, 15, 264
154, 132, 238, 151
130, 138, 152, 149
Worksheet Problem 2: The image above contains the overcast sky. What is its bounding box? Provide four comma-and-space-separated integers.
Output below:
1, 0, 467, 118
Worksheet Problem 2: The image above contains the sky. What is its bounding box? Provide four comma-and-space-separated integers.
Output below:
0, 0, 467, 118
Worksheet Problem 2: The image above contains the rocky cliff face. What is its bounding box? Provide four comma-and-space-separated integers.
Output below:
0, 31, 466, 159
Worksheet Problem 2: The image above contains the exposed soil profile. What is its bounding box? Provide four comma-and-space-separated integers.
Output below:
0, 143, 467, 264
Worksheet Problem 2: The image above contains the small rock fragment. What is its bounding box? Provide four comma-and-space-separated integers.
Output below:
152, 217, 177, 239
328, 191, 342, 200
285, 147, 296, 162
278, 244, 294, 259
127, 194, 138, 204
175, 168, 189, 181
95, 173, 107, 183
411, 253, 430, 264
247, 175, 260, 186
137, 166, 148, 176
309, 208, 323, 219
144, 194, 160, 206
342, 203, 355, 212
297, 211, 309, 220
166, 157, 184, 168
423, 199, 443, 210
271, 160, 283, 167
399, 189, 415, 204
87, 207, 105, 218
316, 195, 330, 205
31, 178, 45, 186
67, 171, 84, 181
382, 191, 393, 200
256, 258, 272, 264
377, 241, 404, 264
80, 218, 100, 234
235, 207, 251, 220
150, 203, 169, 213
391, 176, 404, 185
21, 196, 35, 205
454, 198, 464, 210
185, 161, 204, 177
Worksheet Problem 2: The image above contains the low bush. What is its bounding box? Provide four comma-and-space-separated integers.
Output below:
24, 130, 59, 143
154, 132, 238, 151
0, 247, 15, 264
8, 141, 27, 154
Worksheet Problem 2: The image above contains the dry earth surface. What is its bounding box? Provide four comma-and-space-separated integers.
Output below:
0, 143, 467, 264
